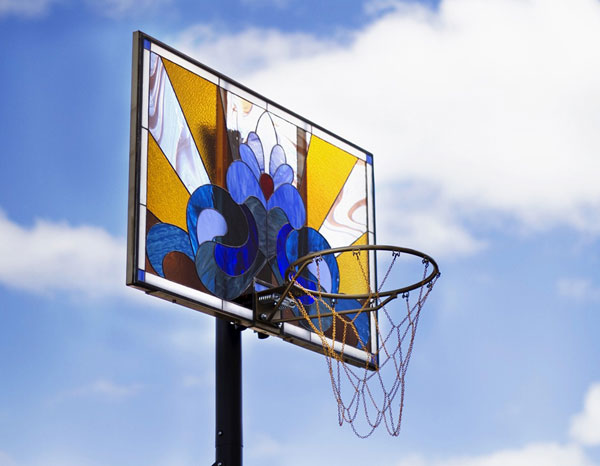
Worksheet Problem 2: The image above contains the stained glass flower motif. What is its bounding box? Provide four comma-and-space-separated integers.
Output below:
144, 107, 372, 346
226, 131, 305, 229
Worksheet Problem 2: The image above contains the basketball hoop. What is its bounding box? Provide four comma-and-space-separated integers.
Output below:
271, 244, 440, 437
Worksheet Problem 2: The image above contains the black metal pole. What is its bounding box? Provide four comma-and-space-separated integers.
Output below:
214, 319, 243, 466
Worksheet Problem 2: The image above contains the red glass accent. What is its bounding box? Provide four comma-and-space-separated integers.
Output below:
259, 173, 274, 200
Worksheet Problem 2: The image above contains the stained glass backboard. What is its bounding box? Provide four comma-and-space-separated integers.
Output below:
127, 32, 377, 367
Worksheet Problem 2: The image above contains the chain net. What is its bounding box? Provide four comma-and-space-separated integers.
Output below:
287, 248, 439, 438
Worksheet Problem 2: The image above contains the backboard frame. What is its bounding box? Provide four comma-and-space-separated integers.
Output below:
126, 31, 378, 368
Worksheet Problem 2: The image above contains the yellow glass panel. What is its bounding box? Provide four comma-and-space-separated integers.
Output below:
306, 136, 358, 230
337, 233, 369, 295
147, 133, 190, 232
162, 58, 218, 182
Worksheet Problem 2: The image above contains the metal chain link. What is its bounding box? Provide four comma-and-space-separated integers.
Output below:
287, 249, 439, 438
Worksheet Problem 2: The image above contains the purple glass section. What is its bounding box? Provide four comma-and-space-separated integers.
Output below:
269, 144, 286, 175
272, 164, 294, 190
239, 143, 261, 180
246, 132, 264, 172
267, 183, 305, 229
196, 209, 228, 246
226, 161, 267, 207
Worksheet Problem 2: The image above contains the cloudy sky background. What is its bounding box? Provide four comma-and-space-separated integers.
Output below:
1, 0, 600, 464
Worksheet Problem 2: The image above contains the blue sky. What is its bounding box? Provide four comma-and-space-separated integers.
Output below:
1, 0, 600, 465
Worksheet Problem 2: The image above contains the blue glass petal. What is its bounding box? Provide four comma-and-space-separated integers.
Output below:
196, 209, 227, 247
146, 223, 194, 277
196, 241, 267, 300
214, 204, 259, 276
307, 259, 332, 293
284, 228, 338, 294
239, 143, 261, 180
187, 184, 249, 255
226, 161, 266, 207
267, 207, 289, 260
335, 299, 371, 350
244, 197, 267, 255
269, 144, 286, 175
276, 223, 294, 282
278, 227, 338, 329
267, 183, 306, 229
246, 132, 265, 172
277, 226, 317, 306
272, 164, 294, 190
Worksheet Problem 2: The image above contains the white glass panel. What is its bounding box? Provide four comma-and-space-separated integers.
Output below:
266, 103, 311, 133
139, 128, 148, 205
144, 272, 224, 310
369, 249, 376, 291
310, 331, 326, 346
341, 343, 369, 361
150, 43, 218, 85
138, 205, 146, 270
311, 333, 369, 361
370, 313, 378, 355
282, 323, 311, 341
226, 91, 266, 151
148, 53, 210, 192
268, 112, 298, 187
255, 112, 277, 174
367, 162, 375, 234
220, 80, 267, 109
222, 300, 253, 320
141, 49, 150, 129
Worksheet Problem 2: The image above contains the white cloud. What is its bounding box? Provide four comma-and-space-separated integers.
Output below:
396, 443, 595, 466
0, 450, 17, 466
86, 0, 171, 18
247, 439, 597, 466
377, 183, 486, 257
392, 381, 600, 466
0, 209, 142, 300
381, 207, 486, 258
167, 325, 214, 356
0, 0, 59, 17
247, 433, 284, 460
63, 378, 143, 401
23, 453, 101, 466
364, 0, 423, 16
172, 25, 345, 78
557, 278, 600, 301
570, 383, 600, 446
181, 374, 210, 389
240, 0, 290, 8
174, 0, 600, 256
0, 0, 171, 18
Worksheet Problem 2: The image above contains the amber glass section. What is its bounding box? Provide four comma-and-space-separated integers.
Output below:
147, 133, 190, 232
305, 135, 358, 230
337, 233, 369, 295
161, 58, 219, 182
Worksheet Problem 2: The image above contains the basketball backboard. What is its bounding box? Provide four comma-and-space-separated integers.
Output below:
127, 32, 377, 367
